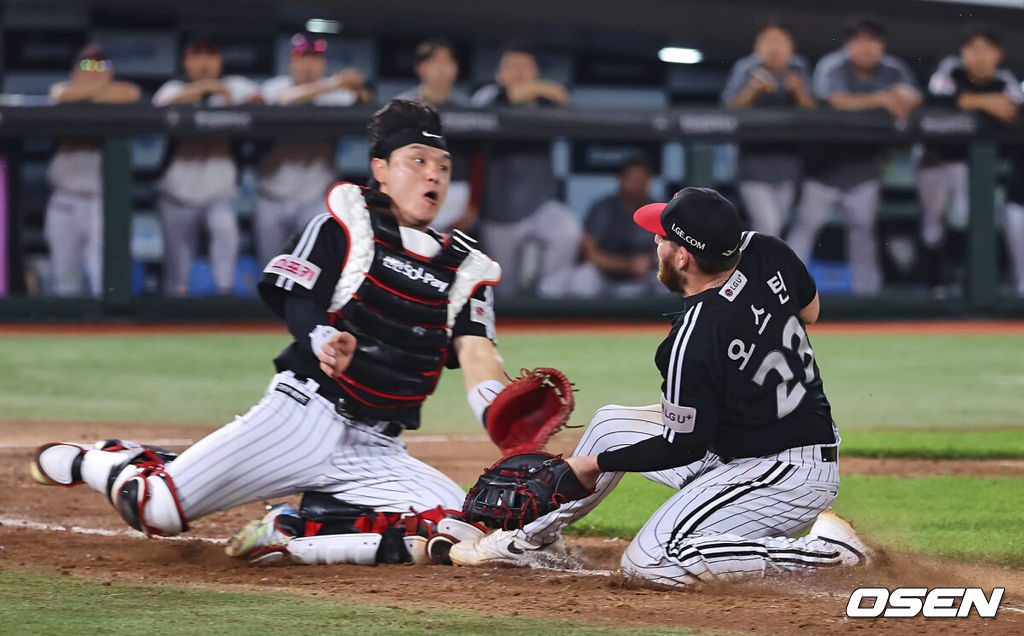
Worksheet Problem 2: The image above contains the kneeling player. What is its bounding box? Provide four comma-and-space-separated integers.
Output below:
452, 189, 870, 584
30, 100, 533, 566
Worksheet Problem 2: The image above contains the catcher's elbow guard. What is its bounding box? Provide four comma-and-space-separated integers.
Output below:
468, 379, 506, 427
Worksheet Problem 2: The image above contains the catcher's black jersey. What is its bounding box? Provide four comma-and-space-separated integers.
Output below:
258, 213, 495, 407
654, 232, 836, 459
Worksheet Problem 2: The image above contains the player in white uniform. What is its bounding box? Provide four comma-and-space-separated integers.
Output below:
254, 33, 369, 267
30, 100, 522, 567
452, 188, 870, 585
45, 45, 140, 296
152, 39, 260, 296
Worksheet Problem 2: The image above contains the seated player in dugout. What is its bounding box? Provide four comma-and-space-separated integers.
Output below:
452, 188, 872, 585
30, 100, 554, 567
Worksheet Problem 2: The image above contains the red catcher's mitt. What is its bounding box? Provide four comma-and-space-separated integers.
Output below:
484, 367, 575, 456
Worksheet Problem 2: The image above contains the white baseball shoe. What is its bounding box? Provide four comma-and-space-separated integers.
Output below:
30, 442, 89, 486
449, 529, 565, 567
224, 503, 299, 564
809, 509, 871, 566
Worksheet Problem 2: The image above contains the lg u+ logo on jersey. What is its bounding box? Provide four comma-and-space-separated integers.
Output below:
846, 587, 1004, 618
381, 255, 450, 293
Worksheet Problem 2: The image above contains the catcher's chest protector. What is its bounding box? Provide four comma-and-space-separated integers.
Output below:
324, 183, 500, 428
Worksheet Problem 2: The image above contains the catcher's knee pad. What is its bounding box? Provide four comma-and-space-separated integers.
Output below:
110, 463, 188, 537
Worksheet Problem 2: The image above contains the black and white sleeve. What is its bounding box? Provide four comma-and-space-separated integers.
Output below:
446, 285, 497, 369
258, 213, 348, 318
598, 302, 722, 472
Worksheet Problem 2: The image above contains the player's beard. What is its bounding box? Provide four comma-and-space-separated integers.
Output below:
657, 256, 684, 293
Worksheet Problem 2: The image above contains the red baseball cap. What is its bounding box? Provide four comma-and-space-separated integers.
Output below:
633, 187, 742, 262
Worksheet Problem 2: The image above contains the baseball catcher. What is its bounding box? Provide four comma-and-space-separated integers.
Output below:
29, 100, 575, 567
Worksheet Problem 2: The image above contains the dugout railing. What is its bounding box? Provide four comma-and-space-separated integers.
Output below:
0, 104, 1019, 321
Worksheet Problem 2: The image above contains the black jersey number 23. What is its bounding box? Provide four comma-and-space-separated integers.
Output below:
730, 315, 815, 419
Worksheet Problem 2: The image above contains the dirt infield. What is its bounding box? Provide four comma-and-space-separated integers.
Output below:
2, 420, 1022, 634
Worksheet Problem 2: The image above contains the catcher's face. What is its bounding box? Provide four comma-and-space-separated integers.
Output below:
371, 143, 451, 230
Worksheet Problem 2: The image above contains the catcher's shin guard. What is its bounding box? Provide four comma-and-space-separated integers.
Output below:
239, 493, 488, 566
272, 533, 384, 566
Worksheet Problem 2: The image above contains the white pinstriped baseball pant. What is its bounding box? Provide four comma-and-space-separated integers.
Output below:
163, 372, 465, 522
521, 404, 844, 586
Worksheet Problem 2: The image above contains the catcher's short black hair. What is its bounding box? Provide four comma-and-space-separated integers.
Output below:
367, 99, 443, 161
414, 38, 456, 65
961, 22, 1003, 49
843, 14, 887, 42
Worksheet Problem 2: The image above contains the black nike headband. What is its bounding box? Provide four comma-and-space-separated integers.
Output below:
373, 127, 449, 159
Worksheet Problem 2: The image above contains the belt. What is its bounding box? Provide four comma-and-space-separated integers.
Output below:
334, 398, 404, 437
721, 445, 838, 464
280, 372, 406, 438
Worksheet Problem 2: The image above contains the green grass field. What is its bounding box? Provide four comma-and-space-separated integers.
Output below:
2, 328, 1022, 632
0, 571, 715, 636
3, 331, 1023, 453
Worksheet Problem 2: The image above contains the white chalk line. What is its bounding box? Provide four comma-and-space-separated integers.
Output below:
0, 435, 487, 450
0, 517, 226, 544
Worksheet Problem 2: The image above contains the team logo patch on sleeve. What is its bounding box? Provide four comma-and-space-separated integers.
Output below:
264, 255, 322, 290
661, 395, 697, 433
